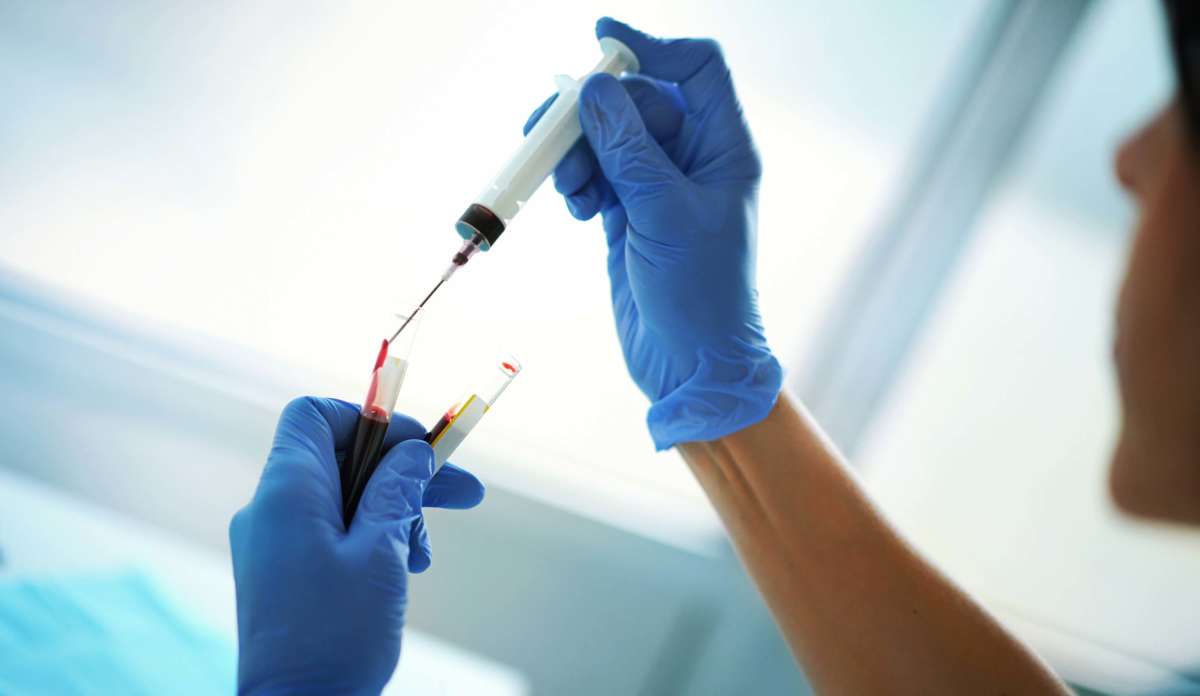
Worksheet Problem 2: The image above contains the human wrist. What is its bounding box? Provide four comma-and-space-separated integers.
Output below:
647, 341, 783, 450
239, 674, 382, 696
238, 640, 388, 696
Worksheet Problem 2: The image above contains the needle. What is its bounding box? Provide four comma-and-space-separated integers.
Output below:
389, 278, 445, 343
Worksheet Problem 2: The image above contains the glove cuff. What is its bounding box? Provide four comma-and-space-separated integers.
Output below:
646, 342, 783, 451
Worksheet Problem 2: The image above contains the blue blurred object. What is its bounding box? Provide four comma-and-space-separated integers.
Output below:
0, 571, 235, 695
230, 397, 485, 695
526, 18, 782, 450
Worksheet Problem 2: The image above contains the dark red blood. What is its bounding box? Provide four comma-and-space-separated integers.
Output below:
340, 410, 390, 527
423, 401, 461, 445
424, 412, 453, 445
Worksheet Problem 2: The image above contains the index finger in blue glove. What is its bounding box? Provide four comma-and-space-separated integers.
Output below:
423, 462, 486, 509
524, 95, 597, 201
621, 75, 687, 142
524, 76, 686, 221
596, 17, 738, 118
272, 397, 355, 466
408, 464, 486, 573
256, 397, 357, 515
351, 439, 440, 574
579, 73, 684, 214
563, 172, 612, 221
562, 76, 684, 220
524, 77, 686, 144
352, 439, 434, 531
523, 93, 557, 136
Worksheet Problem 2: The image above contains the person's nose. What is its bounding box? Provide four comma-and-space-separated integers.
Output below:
1114, 101, 1177, 199
1115, 123, 1149, 197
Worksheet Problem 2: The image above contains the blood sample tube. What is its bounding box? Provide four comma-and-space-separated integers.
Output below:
341, 316, 419, 527
425, 357, 521, 469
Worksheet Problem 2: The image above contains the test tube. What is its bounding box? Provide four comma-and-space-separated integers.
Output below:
424, 357, 521, 469
340, 313, 421, 526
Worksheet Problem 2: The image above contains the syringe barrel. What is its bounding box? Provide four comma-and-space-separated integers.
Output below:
455, 36, 639, 248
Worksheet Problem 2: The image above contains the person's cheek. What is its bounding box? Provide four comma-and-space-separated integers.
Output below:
1111, 104, 1182, 390
1115, 148, 1191, 403
1110, 139, 1200, 523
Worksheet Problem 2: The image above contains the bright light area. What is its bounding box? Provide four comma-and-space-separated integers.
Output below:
0, 2, 984, 515
857, 0, 1200, 678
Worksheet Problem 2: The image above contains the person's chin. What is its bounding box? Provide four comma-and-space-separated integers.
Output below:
1108, 422, 1200, 526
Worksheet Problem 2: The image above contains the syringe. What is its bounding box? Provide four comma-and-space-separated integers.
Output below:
392, 34, 641, 340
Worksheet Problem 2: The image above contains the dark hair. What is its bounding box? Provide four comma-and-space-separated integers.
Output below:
1166, 0, 1200, 141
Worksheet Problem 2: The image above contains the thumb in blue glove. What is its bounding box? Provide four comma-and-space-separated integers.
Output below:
526, 18, 782, 449
230, 397, 485, 695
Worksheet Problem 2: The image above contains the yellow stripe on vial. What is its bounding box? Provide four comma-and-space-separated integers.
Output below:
425, 357, 521, 469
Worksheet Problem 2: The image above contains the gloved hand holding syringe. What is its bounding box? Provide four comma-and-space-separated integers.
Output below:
339, 34, 641, 526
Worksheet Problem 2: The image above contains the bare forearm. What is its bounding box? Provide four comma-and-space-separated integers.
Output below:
680, 392, 1067, 695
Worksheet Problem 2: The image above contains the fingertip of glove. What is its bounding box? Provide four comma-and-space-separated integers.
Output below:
581, 74, 627, 131
596, 18, 664, 71
566, 189, 601, 221
397, 438, 434, 462
595, 16, 621, 39
595, 17, 640, 44
385, 439, 435, 479
424, 462, 487, 509
524, 93, 557, 136
409, 554, 431, 574
280, 394, 320, 418
456, 473, 487, 509
582, 72, 622, 104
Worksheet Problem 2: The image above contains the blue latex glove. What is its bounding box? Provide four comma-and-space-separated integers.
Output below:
230, 396, 485, 696
525, 18, 783, 450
